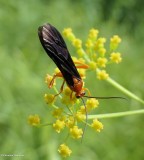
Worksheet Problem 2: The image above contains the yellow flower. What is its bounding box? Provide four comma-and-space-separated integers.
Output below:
63, 28, 75, 41
45, 74, 54, 87
70, 126, 83, 139
97, 38, 106, 44
28, 114, 40, 126
63, 87, 71, 96
53, 119, 65, 133
89, 61, 97, 70
85, 39, 93, 48
110, 52, 122, 64
97, 70, 109, 80
88, 28, 99, 40
44, 94, 55, 104
91, 119, 104, 132
110, 35, 121, 44
110, 35, 121, 50
77, 48, 85, 57
58, 144, 72, 158
52, 108, 63, 118
94, 38, 106, 51
72, 38, 82, 48
86, 98, 99, 111
75, 111, 86, 121
77, 69, 86, 78
97, 57, 108, 68
63, 28, 72, 36
61, 94, 77, 105
98, 48, 106, 56
66, 116, 75, 128
54, 67, 60, 74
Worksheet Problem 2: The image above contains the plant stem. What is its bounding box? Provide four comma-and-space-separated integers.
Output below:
88, 109, 144, 119
106, 77, 144, 105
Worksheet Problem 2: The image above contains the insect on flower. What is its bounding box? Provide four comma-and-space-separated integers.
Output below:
38, 23, 88, 99
38, 23, 123, 99
38, 23, 124, 128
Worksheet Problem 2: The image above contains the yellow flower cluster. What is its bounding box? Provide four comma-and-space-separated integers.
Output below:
63, 28, 122, 81
29, 27, 122, 158
42, 77, 102, 157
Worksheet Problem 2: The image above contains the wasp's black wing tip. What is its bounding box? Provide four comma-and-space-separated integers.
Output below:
38, 23, 54, 32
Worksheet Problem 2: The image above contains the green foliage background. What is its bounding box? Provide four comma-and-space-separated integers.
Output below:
0, 0, 144, 159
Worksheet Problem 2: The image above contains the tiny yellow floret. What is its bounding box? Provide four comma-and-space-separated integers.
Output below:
44, 94, 55, 104
63, 28, 72, 36
97, 57, 108, 68
63, 87, 71, 96
54, 67, 60, 74
77, 69, 86, 78
63, 28, 75, 41
89, 61, 97, 70
66, 116, 75, 128
98, 48, 106, 56
72, 38, 82, 48
75, 111, 86, 121
28, 114, 40, 126
53, 119, 65, 133
88, 28, 99, 39
110, 35, 121, 44
110, 52, 122, 64
45, 74, 54, 86
97, 38, 106, 44
110, 35, 121, 50
79, 105, 86, 114
97, 70, 109, 80
86, 98, 99, 111
58, 144, 72, 158
94, 38, 106, 50
91, 119, 104, 132
52, 108, 63, 118
70, 126, 83, 139
77, 48, 85, 57
85, 39, 93, 48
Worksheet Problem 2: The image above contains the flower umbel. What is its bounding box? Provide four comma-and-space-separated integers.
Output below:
29, 25, 144, 158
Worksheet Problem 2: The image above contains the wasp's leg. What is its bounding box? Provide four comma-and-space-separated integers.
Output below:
53, 80, 65, 99
74, 61, 89, 69
49, 72, 63, 88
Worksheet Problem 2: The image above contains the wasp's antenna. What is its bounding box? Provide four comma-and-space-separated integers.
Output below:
81, 97, 88, 143
83, 95, 126, 100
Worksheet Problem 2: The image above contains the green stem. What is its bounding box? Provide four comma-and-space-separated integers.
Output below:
106, 77, 144, 105
88, 109, 144, 119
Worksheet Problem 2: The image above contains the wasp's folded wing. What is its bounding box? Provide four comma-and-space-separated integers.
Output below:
38, 23, 81, 86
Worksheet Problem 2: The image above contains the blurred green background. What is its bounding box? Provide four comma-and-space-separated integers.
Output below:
0, 0, 144, 159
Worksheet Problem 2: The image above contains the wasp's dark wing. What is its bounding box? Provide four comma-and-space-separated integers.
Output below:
38, 23, 81, 87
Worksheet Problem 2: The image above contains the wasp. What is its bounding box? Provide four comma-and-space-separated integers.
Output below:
38, 23, 123, 101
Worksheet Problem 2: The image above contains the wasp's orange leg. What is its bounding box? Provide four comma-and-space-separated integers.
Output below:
53, 80, 65, 99
74, 61, 89, 69
49, 72, 63, 88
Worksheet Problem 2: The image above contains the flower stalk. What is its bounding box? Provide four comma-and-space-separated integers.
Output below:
88, 109, 144, 119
